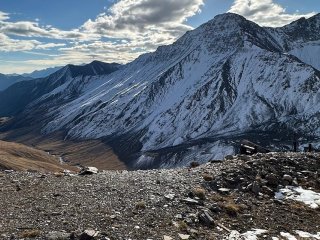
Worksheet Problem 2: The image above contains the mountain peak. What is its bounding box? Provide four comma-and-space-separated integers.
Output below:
214, 12, 247, 21
279, 13, 320, 42
61, 61, 121, 78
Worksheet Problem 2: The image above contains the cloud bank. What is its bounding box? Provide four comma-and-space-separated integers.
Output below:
0, 0, 317, 73
0, 0, 204, 73
229, 0, 315, 27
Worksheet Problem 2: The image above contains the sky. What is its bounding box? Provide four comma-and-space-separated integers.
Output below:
0, 0, 319, 74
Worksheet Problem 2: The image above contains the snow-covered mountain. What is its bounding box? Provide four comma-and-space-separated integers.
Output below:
22, 66, 63, 79
1, 13, 320, 169
0, 61, 121, 116
0, 74, 33, 91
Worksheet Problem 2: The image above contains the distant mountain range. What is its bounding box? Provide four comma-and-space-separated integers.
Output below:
0, 74, 33, 91
1, 13, 320, 169
0, 61, 120, 116
22, 66, 63, 79
0, 66, 63, 91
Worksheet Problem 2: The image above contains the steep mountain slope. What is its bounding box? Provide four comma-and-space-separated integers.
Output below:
1, 13, 320, 169
267, 14, 320, 70
0, 61, 121, 116
0, 74, 32, 91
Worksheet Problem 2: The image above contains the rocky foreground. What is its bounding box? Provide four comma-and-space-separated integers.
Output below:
0, 152, 320, 240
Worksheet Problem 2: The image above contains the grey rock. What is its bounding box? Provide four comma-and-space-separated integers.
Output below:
261, 186, 274, 196
178, 233, 190, 239
198, 210, 214, 227
225, 155, 234, 160
181, 198, 199, 205
251, 181, 260, 195
46, 231, 70, 240
78, 167, 98, 176
266, 173, 279, 186
218, 188, 231, 194
165, 194, 175, 200
79, 230, 99, 240
209, 203, 222, 213
283, 174, 293, 183
163, 236, 173, 240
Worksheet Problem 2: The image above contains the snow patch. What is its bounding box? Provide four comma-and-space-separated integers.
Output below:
242, 229, 268, 240
275, 186, 320, 209
295, 230, 320, 239
280, 232, 297, 240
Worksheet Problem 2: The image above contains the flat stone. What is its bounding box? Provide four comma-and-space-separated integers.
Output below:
218, 188, 231, 194
163, 236, 173, 240
181, 198, 199, 205
178, 233, 190, 239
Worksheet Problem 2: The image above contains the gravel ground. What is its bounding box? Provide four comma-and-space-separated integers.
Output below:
0, 152, 320, 240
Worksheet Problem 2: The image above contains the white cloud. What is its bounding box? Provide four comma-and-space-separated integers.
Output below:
0, 33, 41, 52
0, 0, 205, 73
0, 11, 9, 21
0, 33, 66, 52
0, 20, 99, 41
82, 0, 204, 47
229, 0, 316, 27
35, 43, 66, 50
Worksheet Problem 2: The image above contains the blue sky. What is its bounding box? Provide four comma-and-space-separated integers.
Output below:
0, 0, 319, 74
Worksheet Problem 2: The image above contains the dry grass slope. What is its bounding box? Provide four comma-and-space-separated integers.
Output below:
0, 128, 126, 170
0, 140, 77, 172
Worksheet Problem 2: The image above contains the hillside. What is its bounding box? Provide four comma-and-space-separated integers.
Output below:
0, 152, 319, 239
0, 140, 77, 172
0, 129, 126, 171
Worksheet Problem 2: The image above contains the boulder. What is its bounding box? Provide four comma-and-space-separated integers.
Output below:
198, 210, 214, 227
78, 167, 98, 176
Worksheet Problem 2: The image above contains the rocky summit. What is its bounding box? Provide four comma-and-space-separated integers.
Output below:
1, 152, 320, 239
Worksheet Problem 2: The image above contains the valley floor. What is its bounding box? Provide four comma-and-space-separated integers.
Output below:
0, 152, 320, 239
0, 128, 126, 171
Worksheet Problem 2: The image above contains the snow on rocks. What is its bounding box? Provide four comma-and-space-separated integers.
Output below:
280, 232, 297, 240
241, 229, 268, 240
275, 186, 320, 209
295, 230, 320, 239
227, 229, 267, 240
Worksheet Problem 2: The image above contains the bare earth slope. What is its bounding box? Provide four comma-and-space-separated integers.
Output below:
0, 152, 319, 239
0, 140, 77, 172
